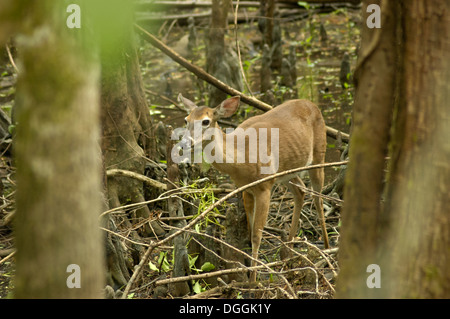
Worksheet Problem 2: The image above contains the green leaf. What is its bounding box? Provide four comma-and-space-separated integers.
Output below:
8, 124, 15, 135
297, 1, 310, 9
201, 262, 215, 272
193, 281, 202, 294
189, 255, 199, 269
148, 261, 159, 272
158, 252, 171, 273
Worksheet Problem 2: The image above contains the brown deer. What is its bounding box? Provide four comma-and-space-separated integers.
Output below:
177, 94, 329, 281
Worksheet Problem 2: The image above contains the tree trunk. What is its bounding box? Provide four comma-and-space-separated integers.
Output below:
380, 0, 450, 298
224, 193, 250, 282
166, 127, 191, 297
206, 0, 232, 107
337, 0, 450, 298
99, 3, 162, 232
98, 1, 165, 289
13, 1, 104, 298
336, 0, 397, 298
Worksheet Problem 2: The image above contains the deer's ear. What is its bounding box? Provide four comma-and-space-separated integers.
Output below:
214, 96, 240, 118
178, 93, 198, 113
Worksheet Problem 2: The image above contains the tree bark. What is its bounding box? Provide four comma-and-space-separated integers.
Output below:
337, 0, 450, 298
13, 1, 104, 298
99, 3, 162, 238
206, 0, 232, 107
166, 127, 191, 297
336, 0, 397, 298
380, 0, 450, 298
224, 194, 250, 282
96, 0, 163, 289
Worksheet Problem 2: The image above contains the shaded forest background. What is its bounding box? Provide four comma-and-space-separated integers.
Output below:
0, 0, 449, 299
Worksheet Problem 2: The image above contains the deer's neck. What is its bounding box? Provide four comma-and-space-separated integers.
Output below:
201, 127, 240, 173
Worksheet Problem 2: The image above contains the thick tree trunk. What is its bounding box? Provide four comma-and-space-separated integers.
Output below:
99, 1, 161, 237
337, 0, 450, 298
13, 1, 104, 298
380, 0, 450, 298
98, 1, 164, 289
336, 0, 397, 298
207, 0, 232, 107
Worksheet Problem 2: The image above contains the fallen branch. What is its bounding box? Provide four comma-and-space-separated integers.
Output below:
134, 24, 350, 143
135, 23, 272, 112
154, 260, 284, 286
107, 168, 167, 190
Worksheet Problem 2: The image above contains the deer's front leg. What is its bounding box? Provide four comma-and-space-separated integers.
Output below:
247, 188, 271, 281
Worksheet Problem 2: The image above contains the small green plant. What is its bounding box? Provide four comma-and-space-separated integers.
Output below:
184, 181, 226, 232
149, 251, 172, 273
188, 254, 216, 295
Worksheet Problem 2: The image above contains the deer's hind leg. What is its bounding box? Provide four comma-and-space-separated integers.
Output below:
287, 177, 306, 243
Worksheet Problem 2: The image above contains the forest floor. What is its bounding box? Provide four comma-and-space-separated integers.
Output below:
0, 4, 360, 299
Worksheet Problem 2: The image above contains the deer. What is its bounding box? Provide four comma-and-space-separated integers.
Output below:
176, 93, 329, 281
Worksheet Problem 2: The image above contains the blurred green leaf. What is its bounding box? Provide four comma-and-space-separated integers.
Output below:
201, 262, 215, 272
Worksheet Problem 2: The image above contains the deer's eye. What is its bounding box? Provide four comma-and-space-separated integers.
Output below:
184, 118, 188, 125
202, 119, 210, 126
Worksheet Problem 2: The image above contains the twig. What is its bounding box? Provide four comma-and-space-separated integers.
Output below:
0, 250, 15, 265
99, 195, 168, 219
154, 261, 284, 286
289, 180, 344, 205
299, 239, 338, 278
99, 185, 233, 220
263, 231, 336, 294
277, 266, 322, 297
322, 247, 339, 255
144, 89, 185, 111
107, 168, 167, 190
163, 223, 262, 271
0, 248, 15, 257
100, 227, 151, 248
5, 44, 18, 73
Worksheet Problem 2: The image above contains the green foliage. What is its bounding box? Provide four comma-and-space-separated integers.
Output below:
184, 181, 225, 232
191, 259, 215, 294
